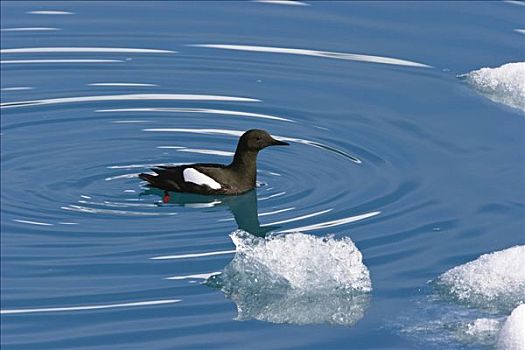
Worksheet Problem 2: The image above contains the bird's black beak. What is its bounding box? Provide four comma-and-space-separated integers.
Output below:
271, 138, 289, 146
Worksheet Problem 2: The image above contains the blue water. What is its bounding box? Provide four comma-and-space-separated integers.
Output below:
1, 1, 524, 349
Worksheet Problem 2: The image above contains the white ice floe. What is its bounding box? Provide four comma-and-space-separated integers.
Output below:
230, 230, 371, 291
436, 245, 525, 311
208, 230, 371, 325
397, 246, 525, 348
496, 304, 525, 350
190, 44, 431, 68
460, 62, 525, 112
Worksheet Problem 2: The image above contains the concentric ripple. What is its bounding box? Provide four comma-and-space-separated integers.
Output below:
190, 44, 433, 68
4, 2, 521, 348
0, 88, 390, 235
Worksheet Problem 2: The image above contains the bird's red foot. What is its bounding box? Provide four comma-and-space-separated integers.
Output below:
163, 191, 170, 203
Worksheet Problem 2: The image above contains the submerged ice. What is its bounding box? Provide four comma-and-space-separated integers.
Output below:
460, 62, 525, 112
394, 297, 507, 349
436, 245, 525, 312
458, 317, 501, 345
396, 246, 525, 348
207, 230, 371, 326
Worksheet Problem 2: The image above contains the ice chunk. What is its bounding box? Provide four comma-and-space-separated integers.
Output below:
496, 304, 525, 350
436, 245, 525, 312
457, 318, 501, 345
208, 230, 371, 325
460, 62, 525, 112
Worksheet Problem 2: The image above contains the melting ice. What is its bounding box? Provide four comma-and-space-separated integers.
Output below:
496, 304, 525, 350
460, 62, 525, 112
396, 246, 525, 348
207, 230, 371, 326
436, 245, 525, 312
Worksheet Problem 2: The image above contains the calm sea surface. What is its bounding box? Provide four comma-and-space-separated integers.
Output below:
1, 1, 524, 349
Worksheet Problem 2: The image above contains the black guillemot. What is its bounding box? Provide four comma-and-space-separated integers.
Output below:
139, 129, 289, 200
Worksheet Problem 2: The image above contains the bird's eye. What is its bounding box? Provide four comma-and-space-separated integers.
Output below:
256, 137, 261, 141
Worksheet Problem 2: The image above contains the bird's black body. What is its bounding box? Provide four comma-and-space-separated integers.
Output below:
139, 129, 288, 195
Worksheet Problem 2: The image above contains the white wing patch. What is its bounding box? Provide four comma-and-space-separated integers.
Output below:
183, 168, 222, 190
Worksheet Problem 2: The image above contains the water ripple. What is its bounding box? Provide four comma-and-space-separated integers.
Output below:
88, 83, 158, 87
151, 249, 236, 260
1, 94, 259, 109
1, 59, 124, 64
107, 163, 184, 170
261, 208, 332, 226
1, 2, 521, 348
278, 211, 381, 233
166, 272, 220, 280
13, 219, 54, 226
1, 27, 60, 32
61, 205, 177, 216
1, 299, 179, 315
504, 0, 525, 6
190, 44, 432, 68
175, 148, 235, 157
0, 47, 175, 54
26, 10, 74, 15
96, 107, 293, 122
142, 128, 361, 163
1, 87, 34, 91
254, 0, 310, 6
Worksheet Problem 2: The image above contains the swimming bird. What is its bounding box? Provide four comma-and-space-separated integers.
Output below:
139, 129, 289, 200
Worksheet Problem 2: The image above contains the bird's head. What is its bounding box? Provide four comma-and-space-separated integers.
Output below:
239, 129, 289, 152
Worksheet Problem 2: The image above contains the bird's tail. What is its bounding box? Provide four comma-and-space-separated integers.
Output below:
138, 173, 158, 186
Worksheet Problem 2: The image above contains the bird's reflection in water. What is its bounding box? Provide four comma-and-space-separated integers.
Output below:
143, 188, 371, 326
140, 188, 277, 237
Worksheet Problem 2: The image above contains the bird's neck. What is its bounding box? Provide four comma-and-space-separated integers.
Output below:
229, 147, 258, 186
